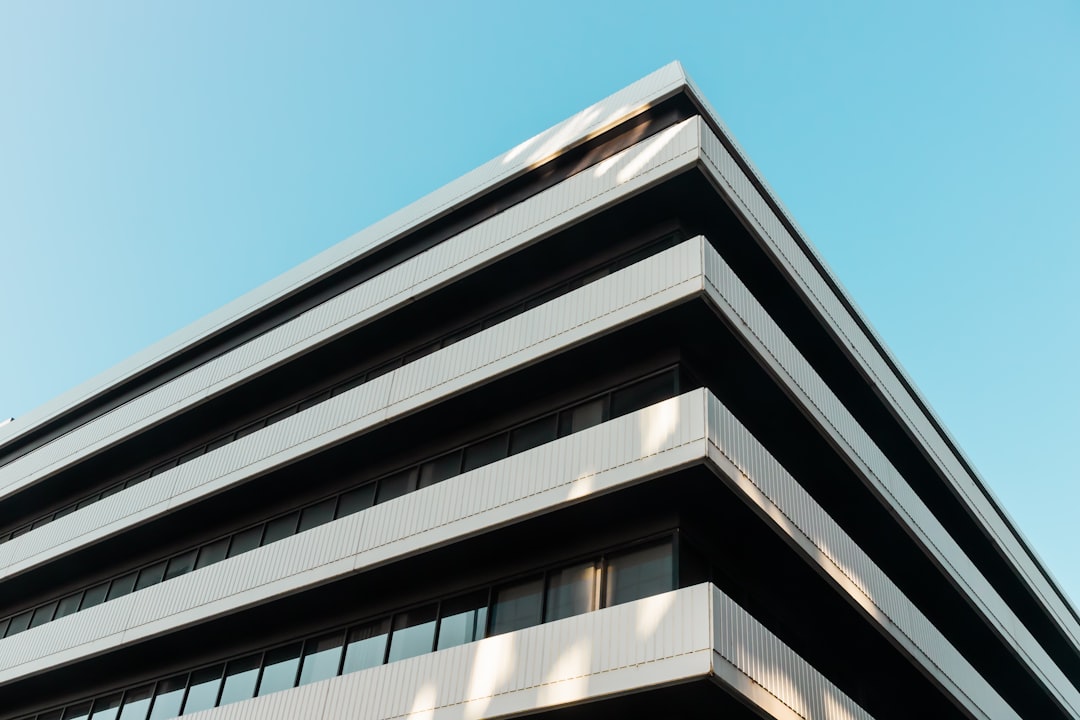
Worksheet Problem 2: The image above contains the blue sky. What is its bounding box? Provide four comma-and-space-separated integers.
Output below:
2, 2, 1078, 604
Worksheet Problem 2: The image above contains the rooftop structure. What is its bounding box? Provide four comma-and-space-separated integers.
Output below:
1, 63, 1077, 720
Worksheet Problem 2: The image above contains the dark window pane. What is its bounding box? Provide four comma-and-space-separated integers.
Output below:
403, 342, 439, 363
298, 632, 344, 686
195, 538, 230, 569
418, 451, 462, 488
30, 601, 57, 628
257, 643, 302, 696
90, 693, 122, 720
149, 460, 176, 477
342, 620, 389, 674
235, 421, 264, 440
261, 512, 299, 546
388, 605, 437, 662
297, 391, 331, 412
490, 577, 543, 636
298, 498, 337, 533
558, 398, 605, 436
117, 684, 154, 720
610, 370, 677, 418
107, 572, 138, 600
38, 710, 64, 720
181, 665, 223, 714
7, 610, 33, 636
265, 406, 297, 426
219, 654, 261, 706
227, 526, 264, 558
462, 434, 508, 473
545, 562, 597, 622
604, 540, 674, 607
366, 359, 400, 380
80, 583, 110, 611
336, 484, 376, 518
205, 434, 234, 453
376, 469, 415, 503
177, 447, 204, 465
53, 504, 78, 520
135, 562, 166, 591
54, 593, 82, 620
61, 702, 92, 720
0, 618, 8, 638
331, 373, 367, 397
100, 484, 125, 500
509, 416, 557, 455
147, 675, 186, 720
76, 495, 100, 510
436, 593, 488, 650
163, 550, 198, 581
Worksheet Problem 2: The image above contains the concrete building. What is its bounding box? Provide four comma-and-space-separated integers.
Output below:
1, 63, 1077, 720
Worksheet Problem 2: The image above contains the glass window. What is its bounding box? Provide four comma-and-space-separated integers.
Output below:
218, 654, 261, 706
205, 434, 234, 453
558, 398, 605, 436
490, 577, 543, 636
80, 583, 110, 611
100, 484, 125, 500
366, 359, 400, 380
297, 391, 331, 412
235, 421, 264, 440
89, 693, 122, 720
76, 495, 101, 510
265, 406, 297, 426
38, 711, 64, 720
387, 606, 437, 663
331, 373, 367, 397
336, 484, 375, 518
30, 600, 58, 628
418, 451, 461, 488
227, 526, 264, 558
376, 469, 415, 503
54, 593, 83, 621
147, 675, 186, 720
117, 685, 154, 720
163, 550, 198, 581
462, 434, 508, 473
604, 540, 674, 607
403, 342, 439, 363
610, 370, 677, 418
106, 572, 138, 601
181, 665, 223, 714
261, 512, 299, 546
509, 415, 557, 455
342, 619, 389, 674
134, 562, 166, 591
297, 498, 337, 533
61, 702, 92, 720
545, 562, 597, 622
149, 460, 176, 477
256, 643, 302, 697
436, 593, 488, 650
53, 504, 78, 520
177, 447, 204, 465
0, 618, 8, 638
195, 538, 230, 569
298, 632, 344, 686
7, 609, 32, 636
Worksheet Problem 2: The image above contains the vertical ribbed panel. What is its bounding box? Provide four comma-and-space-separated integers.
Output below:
701, 243, 1080, 716
711, 586, 872, 720
706, 393, 1018, 720
697, 125, 1080, 649
0, 392, 708, 682
0, 239, 706, 581
0, 117, 704, 504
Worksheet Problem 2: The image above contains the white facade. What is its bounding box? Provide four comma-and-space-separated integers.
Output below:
0, 64, 1076, 720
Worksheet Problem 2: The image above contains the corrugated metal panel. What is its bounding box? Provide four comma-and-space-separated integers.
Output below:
697, 122, 1080, 650
711, 587, 872, 720
171, 584, 872, 720
701, 243, 1080, 716
0, 237, 708, 580
0, 391, 709, 682
706, 392, 1018, 720
0, 117, 705, 504
1, 63, 693, 455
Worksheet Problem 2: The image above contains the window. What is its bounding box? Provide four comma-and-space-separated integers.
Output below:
298, 632, 344, 686
7, 609, 32, 636
163, 550, 198, 581
461, 434, 507, 473
195, 538, 230, 569
227, 526, 263, 558
88, 693, 122, 720
298, 498, 337, 532
29, 601, 57, 628
134, 562, 166, 592
116, 685, 153, 720
61, 702, 92, 720
336, 484, 375, 518
387, 606, 437, 662
418, 451, 461, 488
490, 576, 543, 636
218, 655, 261, 706
545, 562, 597, 622
261, 512, 299, 546
376, 469, 416, 503
610, 370, 677, 418
436, 593, 488, 650
509, 416, 557, 455
147, 676, 186, 720
54, 593, 83, 621
256, 643, 301, 697
80, 583, 110, 611
106, 572, 137, 601
604, 540, 674, 607
558, 398, 605, 436
181, 665, 223, 714
342, 620, 389, 674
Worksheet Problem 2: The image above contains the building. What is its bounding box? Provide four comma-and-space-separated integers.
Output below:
1, 62, 1077, 720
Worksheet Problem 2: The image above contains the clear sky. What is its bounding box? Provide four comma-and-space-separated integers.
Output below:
2, 2, 1078, 605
